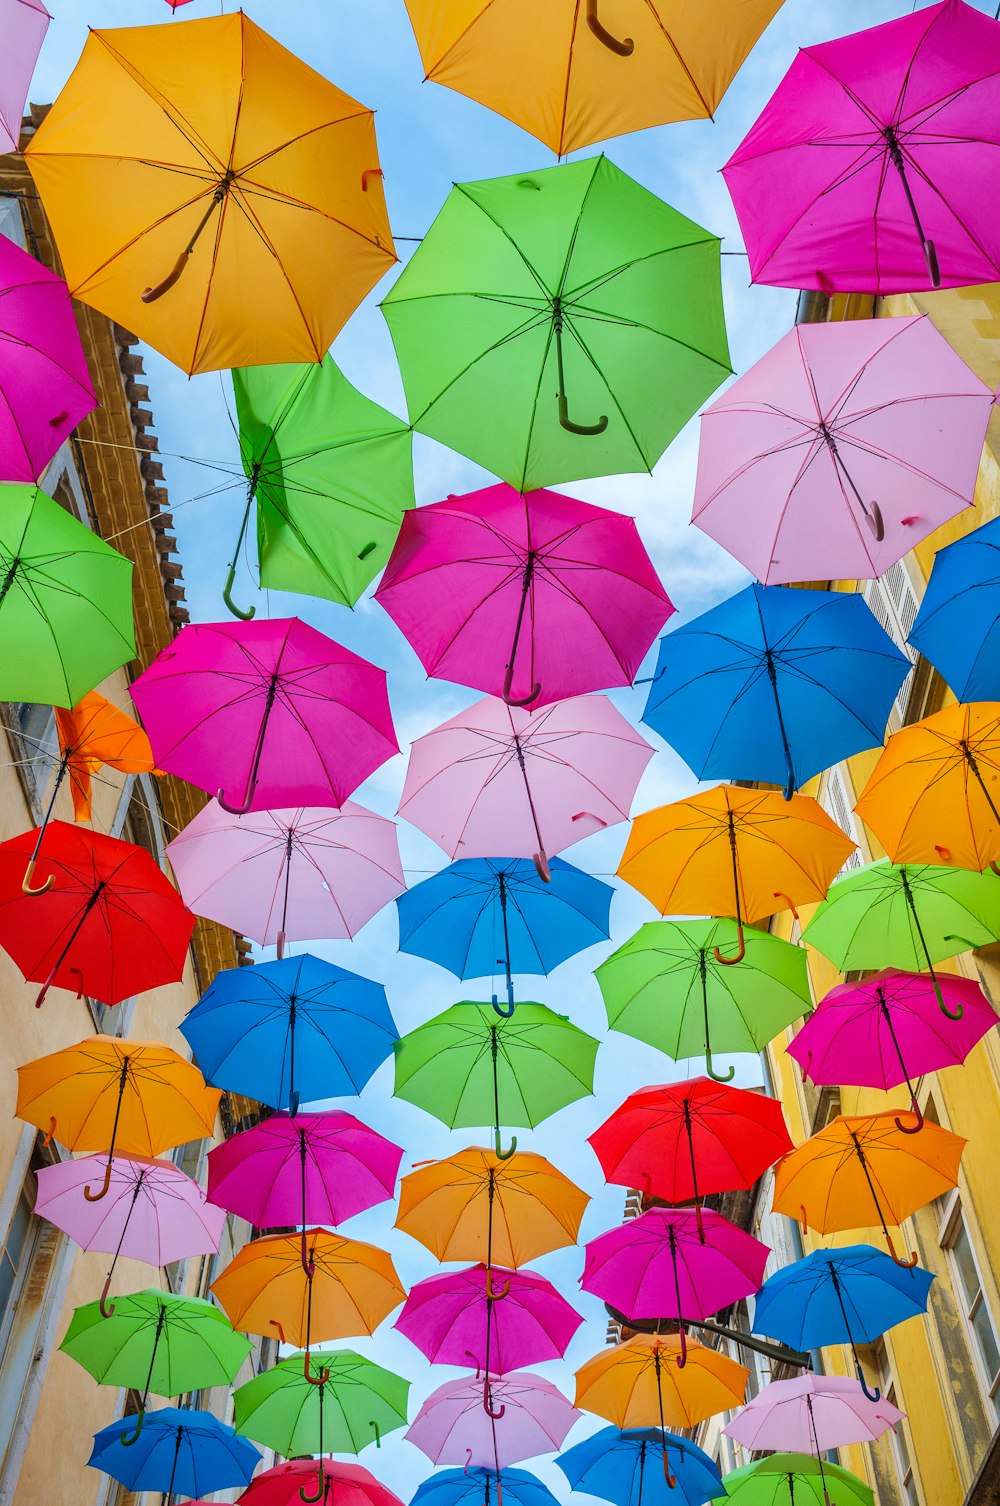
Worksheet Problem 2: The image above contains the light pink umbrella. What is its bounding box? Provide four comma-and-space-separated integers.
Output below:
398, 694, 653, 880
692, 315, 996, 585
724, 1373, 904, 1453
406, 1371, 581, 1468
166, 801, 404, 952
0, 0, 49, 154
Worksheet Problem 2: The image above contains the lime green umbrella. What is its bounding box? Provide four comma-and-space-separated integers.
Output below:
714, 1453, 873, 1506
393, 1001, 598, 1159
381, 156, 731, 492
596, 918, 810, 1083
234, 1349, 409, 1458
225, 356, 414, 617
0, 482, 135, 707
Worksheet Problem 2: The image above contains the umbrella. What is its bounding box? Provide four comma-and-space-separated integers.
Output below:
722, 0, 1000, 292
596, 918, 810, 1082
16, 1035, 218, 1201
855, 701, 1000, 870
690, 315, 996, 584
0, 232, 95, 482
167, 802, 405, 952
801, 858, 1000, 1018
0, 823, 194, 1007
412, 1467, 558, 1506
401, 0, 782, 155
131, 617, 397, 816
617, 786, 854, 961
0, 0, 48, 153
643, 583, 908, 798
375, 483, 672, 709
226, 355, 414, 617
396, 856, 613, 1011
395, 1148, 588, 1273
557, 1426, 722, 1506
724, 1373, 904, 1454
714, 1455, 873, 1506
406, 1371, 580, 1469
35, 1153, 224, 1317
787, 969, 997, 1135
61, 1290, 250, 1439
399, 693, 653, 881
908, 515, 1000, 701
0, 482, 135, 707
752, 1245, 934, 1401
181, 954, 398, 1115
240, 1458, 404, 1506
233, 1348, 409, 1456
393, 1002, 598, 1155
381, 156, 730, 493
87, 1406, 260, 1496
574, 1334, 748, 1433
25, 12, 395, 374
772, 1112, 965, 1266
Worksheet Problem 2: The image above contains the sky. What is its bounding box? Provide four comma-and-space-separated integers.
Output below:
25, 0, 955, 1499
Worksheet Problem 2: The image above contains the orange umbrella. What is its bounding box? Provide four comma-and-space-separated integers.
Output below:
617, 785, 855, 963
773, 1112, 965, 1268
575, 1333, 748, 1432
855, 702, 1000, 871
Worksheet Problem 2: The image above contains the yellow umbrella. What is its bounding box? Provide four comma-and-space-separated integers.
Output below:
575, 1333, 748, 1432
403, 1, 784, 155
26, 13, 395, 375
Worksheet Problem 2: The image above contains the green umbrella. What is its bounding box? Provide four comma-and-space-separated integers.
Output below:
233, 1348, 409, 1459
801, 858, 1000, 1021
596, 918, 810, 1083
225, 356, 414, 617
381, 155, 731, 492
0, 482, 135, 707
60, 1289, 250, 1442
393, 1001, 598, 1159
714, 1453, 873, 1506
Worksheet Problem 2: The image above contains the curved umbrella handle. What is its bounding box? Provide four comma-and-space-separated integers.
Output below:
465, 1349, 482, 1379
990, 862, 1000, 878
863, 500, 885, 542
70, 967, 84, 1000
483, 1377, 506, 1419
303, 1350, 331, 1386
928, 968, 963, 1022
300, 1466, 328, 1505
713, 922, 745, 966
223, 562, 256, 622
923, 239, 941, 289
370, 1420, 381, 1449
894, 1098, 924, 1136
84, 1161, 113, 1203
464, 1450, 472, 1476
800, 1205, 809, 1237
486, 1270, 511, 1301
276, 930, 286, 961
217, 785, 257, 816
773, 892, 800, 920
270, 1318, 288, 1345
532, 850, 551, 884
21, 858, 54, 896
120, 1408, 145, 1447
694, 1201, 705, 1244
676, 1325, 687, 1370
856, 1362, 881, 1404
502, 663, 541, 708
557, 391, 608, 436
586, 0, 634, 55
884, 1230, 919, 1269
288, 1091, 300, 1119
491, 994, 516, 1020
42, 1117, 57, 1148
34, 963, 59, 1010
99, 1274, 116, 1319
142, 252, 189, 304
661, 1450, 676, 1490
704, 1045, 735, 1084
494, 1128, 518, 1160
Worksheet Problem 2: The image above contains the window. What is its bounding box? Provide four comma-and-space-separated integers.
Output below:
862, 563, 920, 728
873, 1340, 919, 1505
0, 196, 28, 250
940, 1195, 1000, 1419
0, 1153, 64, 1478
114, 774, 166, 869
821, 765, 863, 873
164, 1140, 208, 1294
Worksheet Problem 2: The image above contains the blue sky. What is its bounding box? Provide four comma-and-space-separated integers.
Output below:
29, 0, 935, 1497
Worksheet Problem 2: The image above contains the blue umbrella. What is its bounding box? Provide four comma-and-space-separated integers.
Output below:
87, 1406, 260, 1498
752, 1244, 934, 1402
411, 1466, 559, 1506
557, 1426, 722, 1506
180, 954, 398, 1114
396, 857, 613, 1014
643, 583, 909, 799
909, 516, 1000, 700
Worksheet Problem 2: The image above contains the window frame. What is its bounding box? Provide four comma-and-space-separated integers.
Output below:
938, 1190, 1000, 1421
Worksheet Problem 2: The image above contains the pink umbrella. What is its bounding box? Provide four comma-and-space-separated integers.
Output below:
398, 694, 653, 880
787, 968, 997, 1135
723, 0, 1000, 293
130, 618, 397, 815
0, 234, 96, 482
34, 1153, 224, 1317
0, 0, 49, 154
724, 1373, 904, 1453
166, 801, 405, 952
406, 1371, 581, 1468
691, 315, 996, 585
375, 484, 673, 709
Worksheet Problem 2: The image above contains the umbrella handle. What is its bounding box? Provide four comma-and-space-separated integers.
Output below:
270, 1318, 288, 1345
288, 1090, 300, 1119
676, 1324, 687, 1370
894, 1097, 924, 1136
989, 862, 1000, 878
856, 1362, 881, 1404
713, 922, 745, 966
301, 1231, 316, 1278
923, 239, 941, 289
99, 1274, 116, 1319
42, 1118, 57, 1148
84, 1161, 113, 1203
491, 994, 516, 1019
773, 891, 800, 919
21, 858, 54, 896
217, 785, 257, 816
277, 930, 286, 961
557, 391, 608, 436
704, 1044, 735, 1084
486, 1270, 511, 1301
483, 1377, 506, 1419
884, 1230, 919, 1269
586, 0, 634, 55
494, 1128, 518, 1160
799, 1205, 809, 1237
928, 966, 963, 1022
142, 251, 189, 303
299, 1466, 328, 1505
34, 962, 59, 1009
661, 1450, 676, 1489
370, 1420, 381, 1448
303, 1350, 331, 1386
120, 1408, 145, 1447
502, 663, 541, 708
532, 850, 551, 883
222, 562, 256, 622
465, 1349, 482, 1379
464, 1450, 472, 1475
863, 500, 885, 543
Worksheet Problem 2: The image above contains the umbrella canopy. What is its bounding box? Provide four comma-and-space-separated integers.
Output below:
644, 584, 908, 797
399, 693, 652, 879
381, 156, 730, 493
596, 919, 810, 1082
406, 1371, 580, 1468
229, 355, 414, 616
0, 482, 135, 707
753, 1245, 934, 1359
908, 515, 1000, 701
714, 1455, 873, 1506
233, 1348, 409, 1456
724, 1374, 904, 1454
131, 617, 397, 816
0, 233, 95, 482
691, 315, 995, 584
412, 1467, 558, 1506
240, 1459, 404, 1506
574, 1335, 748, 1432
396, 1264, 583, 1373
375, 483, 672, 709
0, 0, 49, 153
557, 1426, 723, 1506
25, 12, 395, 374
722, 0, 1000, 293
181, 954, 398, 1114
52, 692, 158, 824
87, 1407, 260, 1499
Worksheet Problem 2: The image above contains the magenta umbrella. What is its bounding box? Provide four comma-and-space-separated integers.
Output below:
724, 1373, 904, 1454
406, 1371, 581, 1469
131, 618, 397, 815
34, 1153, 224, 1317
375, 484, 673, 709
0, 234, 96, 482
787, 968, 997, 1135
692, 315, 996, 585
723, 0, 1000, 293
166, 801, 405, 953
398, 694, 653, 881
0, 0, 49, 153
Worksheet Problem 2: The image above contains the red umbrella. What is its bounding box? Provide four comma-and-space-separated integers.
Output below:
239, 1459, 404, 1506
0, 822, 194, 1007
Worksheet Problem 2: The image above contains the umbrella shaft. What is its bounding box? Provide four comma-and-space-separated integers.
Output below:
878, 994, 918, 1102
963, 743, 1000, 827
30, 753, 70, 862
